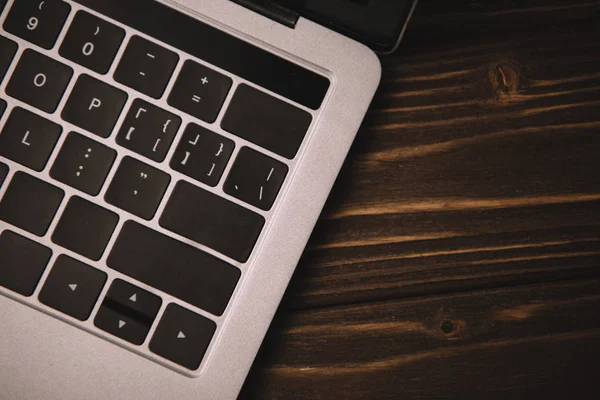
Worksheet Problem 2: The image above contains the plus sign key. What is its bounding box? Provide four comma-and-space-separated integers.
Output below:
116, 99, 181, 162
168, 60, 232, 123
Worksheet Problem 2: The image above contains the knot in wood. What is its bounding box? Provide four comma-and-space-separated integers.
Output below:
489, 60, 521, 101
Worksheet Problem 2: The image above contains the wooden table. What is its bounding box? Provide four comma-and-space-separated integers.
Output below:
240, 1, 600, 398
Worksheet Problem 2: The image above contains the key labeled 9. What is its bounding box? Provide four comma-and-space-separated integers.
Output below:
27, 16, 39, 31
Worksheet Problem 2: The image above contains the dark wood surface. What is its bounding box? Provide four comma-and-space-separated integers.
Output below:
240, 1, 600, 398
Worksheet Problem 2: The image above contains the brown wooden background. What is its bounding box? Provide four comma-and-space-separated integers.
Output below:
240, 0, 600, 398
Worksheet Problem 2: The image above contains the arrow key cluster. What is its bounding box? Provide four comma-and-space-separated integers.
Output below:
94, 279, 162, 345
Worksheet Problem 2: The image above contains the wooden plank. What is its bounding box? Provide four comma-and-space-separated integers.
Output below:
241, 279, 600, 399
282, 0, 600, 308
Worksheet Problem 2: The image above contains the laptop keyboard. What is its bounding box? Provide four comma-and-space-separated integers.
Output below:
0, 0, 328, 373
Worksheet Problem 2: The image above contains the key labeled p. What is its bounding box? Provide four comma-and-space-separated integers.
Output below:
89, 98, 102, 111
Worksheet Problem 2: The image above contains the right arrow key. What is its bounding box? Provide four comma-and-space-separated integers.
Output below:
150, 304, 216, 370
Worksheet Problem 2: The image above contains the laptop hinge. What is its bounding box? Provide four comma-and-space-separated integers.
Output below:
230, 0, 300, 28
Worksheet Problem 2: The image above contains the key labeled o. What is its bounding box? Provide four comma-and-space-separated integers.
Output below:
82, 42, 94, 56
33, 73, 46, 87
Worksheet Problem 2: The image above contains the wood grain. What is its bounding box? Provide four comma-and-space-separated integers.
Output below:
243, 0, 600, 398
283, 0, 600, 309
241, 280, 600, 399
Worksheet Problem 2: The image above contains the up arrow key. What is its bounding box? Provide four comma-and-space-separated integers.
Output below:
177, 331, 186, 339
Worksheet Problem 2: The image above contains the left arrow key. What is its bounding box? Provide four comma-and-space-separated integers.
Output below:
39, 255, 107, 321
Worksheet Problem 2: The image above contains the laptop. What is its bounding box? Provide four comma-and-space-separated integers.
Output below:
0, 0, 417, 399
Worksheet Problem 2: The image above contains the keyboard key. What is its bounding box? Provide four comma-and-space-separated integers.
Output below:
61, 74, 127, 138
160, 181, 264, 263
115, 99, 181, 162
39, 255, 107, 321
105, 156, 170, 220
0, 231, 52, 296
94, 305, 150, 345
50, 132, 116, 196
0, 162, 7, 187
0, 35, 18, 82
3, 0, 71, 50
170, 124, 234, 187
167, 60, 232, 123
149, 304, 216, 370
107, 221, 240, 316
0, 107, 62, 171
52, 196, 119, 261
101, 279, 161, 323
5, 49, 73, 113
0, 172, 64, 236
94, 279, 161, 345
224, 147, 288, 211
114, 35, 179, 99
59, 10, 125, 74
221, 84, 312, 159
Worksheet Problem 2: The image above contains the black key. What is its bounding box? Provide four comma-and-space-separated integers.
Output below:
39, 255, 107, 321
115, 99, 181, 162
221, 84, 312, 159
0, 107, 62, 171
6, 49, 73, 113
224, 147, 288, 211
70, 0, 329, 110
107, 221, 241, 316
0, 172, 64, 236
0, 35, 18, 82
160, 181, 264, 263
105, 156, 170, 220
50, 132, 116, 196
59, 10, 125, 74
149, 304, 216, 370
0, 162, 7, 187
167, 60, 232, 123
0, 231, 52, 296
94, 279, 161, 345
114, 35, 179, 99
3, 0, 71, 50
52, 196, 119, 261
61, 74, 127, 138
101, 279, 161, 323
94, 305, 150, 345
170, 124, 234, 187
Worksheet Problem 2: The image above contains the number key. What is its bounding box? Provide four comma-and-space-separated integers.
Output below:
0, 107, 62, 171
6, 49, 73, 113
59, 11, 125, 74
4, 0, 71, 50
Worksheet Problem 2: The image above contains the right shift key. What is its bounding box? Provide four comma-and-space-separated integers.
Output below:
221, 84, 313, 159
160, 181, 265, 263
